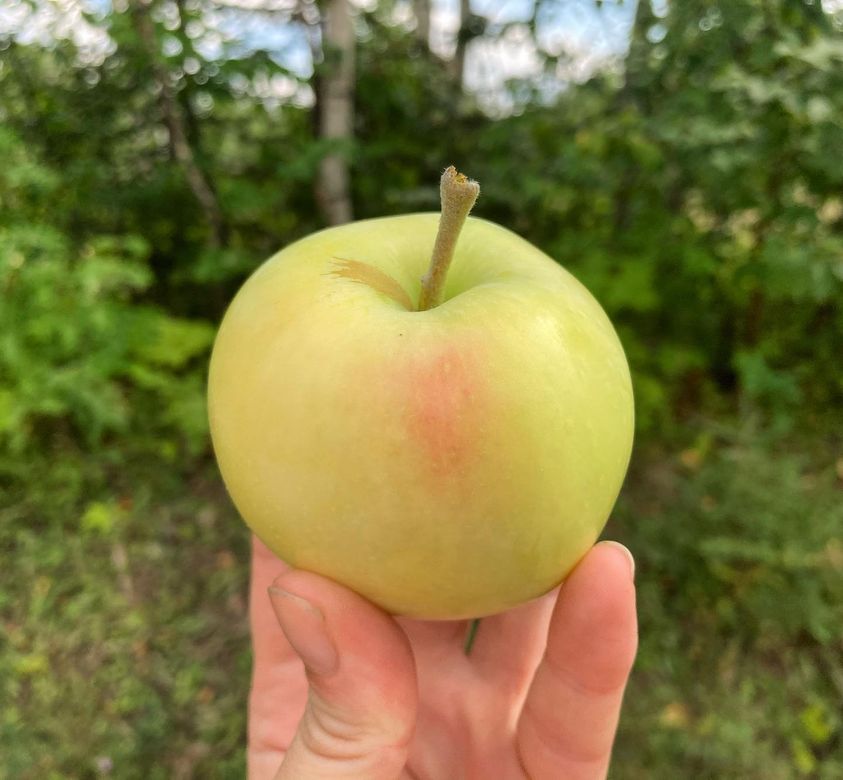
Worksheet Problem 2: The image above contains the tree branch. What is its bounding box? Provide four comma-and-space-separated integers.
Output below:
131, 0, 226, 247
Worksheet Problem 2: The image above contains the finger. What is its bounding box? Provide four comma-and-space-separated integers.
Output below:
396, 616, 468, 650
517, 541, 637, 780
270, 569, 418, 779
248, 537, 309, 780
469, 588, 558, 699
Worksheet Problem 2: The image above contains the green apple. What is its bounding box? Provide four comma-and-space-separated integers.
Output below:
208, 168, 634, 620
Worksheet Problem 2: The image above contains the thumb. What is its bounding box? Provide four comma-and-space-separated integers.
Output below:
268, 569, 417, 779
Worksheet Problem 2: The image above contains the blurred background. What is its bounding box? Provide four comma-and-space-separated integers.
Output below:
1, 0, 842, 777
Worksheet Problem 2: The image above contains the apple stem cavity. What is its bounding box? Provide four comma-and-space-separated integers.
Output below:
417, 166, 480, 312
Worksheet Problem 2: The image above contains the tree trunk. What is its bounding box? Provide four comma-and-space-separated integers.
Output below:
131, 0, 226, 247
451, 0, 471, 87
611, 0, 655, 240
316, 0, 355, 225
412, 0, 430, 48
623, 0, 655, 106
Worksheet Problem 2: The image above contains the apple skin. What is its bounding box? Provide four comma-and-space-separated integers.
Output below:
208, 214, 634, 620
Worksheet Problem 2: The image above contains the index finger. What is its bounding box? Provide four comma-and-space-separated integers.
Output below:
517, 541, 638, 780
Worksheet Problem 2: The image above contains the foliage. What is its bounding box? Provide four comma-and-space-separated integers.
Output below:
0, 129, 213, 461
462, 1, 843, 433
3, 1, 842, 441
612, 424, 843, 778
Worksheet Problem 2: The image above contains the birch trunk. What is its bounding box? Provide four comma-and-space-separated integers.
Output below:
412, 0, 430, 48
316, 0, 355, 225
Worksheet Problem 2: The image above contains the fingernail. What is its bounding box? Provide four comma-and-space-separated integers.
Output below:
268, 587, 339, 676
601, 541, 635, 580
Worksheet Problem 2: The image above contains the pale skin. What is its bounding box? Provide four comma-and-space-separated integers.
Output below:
247, 535, 638, 779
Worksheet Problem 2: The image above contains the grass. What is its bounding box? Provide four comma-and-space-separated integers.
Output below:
611, 419, 843, 778
1, 457, 249, 779
1, 417, 841, 778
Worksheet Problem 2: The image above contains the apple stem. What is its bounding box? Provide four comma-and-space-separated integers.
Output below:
417, 166, 480, 311
464, 618, 481, 655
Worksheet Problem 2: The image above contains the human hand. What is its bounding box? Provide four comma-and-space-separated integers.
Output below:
247, 536, 637, 779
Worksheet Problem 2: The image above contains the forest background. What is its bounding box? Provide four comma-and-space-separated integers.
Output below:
1, 0, 842, 777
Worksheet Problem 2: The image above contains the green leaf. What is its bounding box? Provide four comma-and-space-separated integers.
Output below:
130, 313, 215, 368
80, 501, 119, 535
735, 351, 801, 408
800, 702, 835, 746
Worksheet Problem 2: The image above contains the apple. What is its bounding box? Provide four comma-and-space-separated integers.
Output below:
208, 168, 634, 620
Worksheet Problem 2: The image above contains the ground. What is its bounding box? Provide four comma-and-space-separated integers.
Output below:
1, 418, 841, 779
